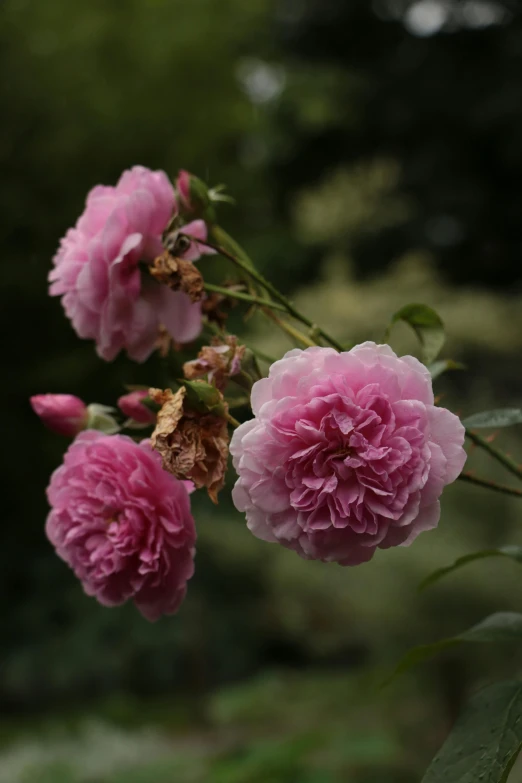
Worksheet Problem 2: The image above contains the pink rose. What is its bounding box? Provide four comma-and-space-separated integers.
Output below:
49, 165, 205, 362
46, 431, 196, 620
118, 390, 156, 425
30, 394, 88, 437
230, 343, 466, 566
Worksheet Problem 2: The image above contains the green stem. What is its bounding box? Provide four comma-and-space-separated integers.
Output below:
210, 225, 260, 298
203, 282, 287, 312
210, 225, 257, 273
261, 308, 317, 348
226, 413, 241, 428
465, 429, 522, 483
194, 235, 345, 352
458, 471, 522, 498
249, 346, 277, 365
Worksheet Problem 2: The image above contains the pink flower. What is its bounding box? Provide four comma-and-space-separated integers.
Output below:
30, 394, 88, 436
46, 431, 196, 620
230, 343, 466, 566
49, 165, 206, 362
118, 390, 156, 425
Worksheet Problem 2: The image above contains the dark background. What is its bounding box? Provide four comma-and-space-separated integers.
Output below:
3, 1, 522, 780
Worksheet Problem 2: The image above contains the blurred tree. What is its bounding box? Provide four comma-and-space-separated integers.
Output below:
270, 0, 522, 287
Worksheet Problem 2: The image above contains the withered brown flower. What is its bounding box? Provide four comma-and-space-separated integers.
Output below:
183, 336, 245, 391
149, 251, 204, 303
200, 283, 243, 327
149, 386, 229, 504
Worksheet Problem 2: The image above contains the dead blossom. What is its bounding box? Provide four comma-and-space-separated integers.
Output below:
149, 251, 204, 303
183, 336, 245, 390
200, 283, 243, 327
149, 386, 229, 504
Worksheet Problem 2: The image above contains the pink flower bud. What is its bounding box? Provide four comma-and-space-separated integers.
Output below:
118, 390, 156, 425
30, 394, 88, 437
176, 170, 192, 210
174, 170, 214, 221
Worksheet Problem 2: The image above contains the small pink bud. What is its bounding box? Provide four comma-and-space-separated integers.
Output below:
118, 390, 156, 425
176, 170, 192, 210
175, 170, 214, 221
30, 394, 88, 437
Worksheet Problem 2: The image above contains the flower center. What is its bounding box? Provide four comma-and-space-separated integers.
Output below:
333, 445, 354, 459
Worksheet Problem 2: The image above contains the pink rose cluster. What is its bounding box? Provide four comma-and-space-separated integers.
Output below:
46, 431, 196, 621
49, 166, 212, 362
231, 343, 466, 566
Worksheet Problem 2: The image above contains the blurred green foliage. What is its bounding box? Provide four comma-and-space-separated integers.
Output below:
3, 0, 522, 780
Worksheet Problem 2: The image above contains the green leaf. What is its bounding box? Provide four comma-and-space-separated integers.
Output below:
383, 613, 522, 687
462, 409, 522, 429
422, 680, 522, 783
182, 379, 227, 416
429, 359, 466, 380
386, 303, 445, 365
419, 546, 522, 591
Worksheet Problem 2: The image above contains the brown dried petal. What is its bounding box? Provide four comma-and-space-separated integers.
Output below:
149, 386, 229, 503
150, 251, 204, 303
183, 345, 228, 388
183, 336, 245, 391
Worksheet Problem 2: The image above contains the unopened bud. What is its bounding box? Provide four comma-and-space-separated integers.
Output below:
175, 170, 216, 222
30, 394, 88, 437
118, 390, 156, 425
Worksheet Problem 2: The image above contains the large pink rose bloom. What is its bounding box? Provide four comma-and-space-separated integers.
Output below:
49, 165, 205, 362
231, 343, 466, 566
46, 431, 196, 620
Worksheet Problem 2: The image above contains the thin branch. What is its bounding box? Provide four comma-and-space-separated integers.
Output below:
203, 282, 287, 312
191, 235, 345, 352
226, 413, 241, 429
458, 471, 522, 498
261, 308, 317, 348
465, 429, 522, 483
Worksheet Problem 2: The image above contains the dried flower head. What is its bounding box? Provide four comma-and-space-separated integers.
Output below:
183, 336, 245, 390
200, 283, 243, 327
150, 251, 204, 303
149, 386, 229, 503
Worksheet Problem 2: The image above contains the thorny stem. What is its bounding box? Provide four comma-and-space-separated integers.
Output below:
465, 429, 522, 483
203, 282, 287, 312
190, 235, 345, 352
458, 471, 522, 498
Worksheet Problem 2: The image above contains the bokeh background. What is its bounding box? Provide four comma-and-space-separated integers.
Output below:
4, 0, 522, 780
